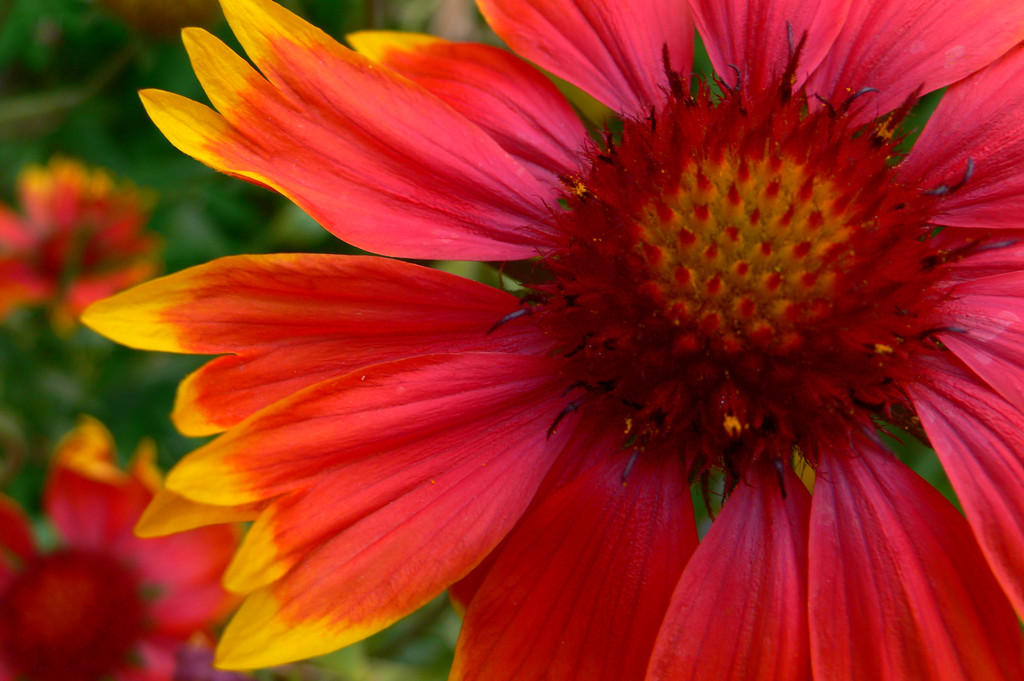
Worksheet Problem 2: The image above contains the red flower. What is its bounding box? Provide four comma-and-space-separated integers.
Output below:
0, 417, 238, 681
85, 0, 1024, 678
0, 158, 159, 328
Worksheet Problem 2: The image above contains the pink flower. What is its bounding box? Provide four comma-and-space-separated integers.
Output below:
85, 0, 1024, 678
0, 417, 238, 681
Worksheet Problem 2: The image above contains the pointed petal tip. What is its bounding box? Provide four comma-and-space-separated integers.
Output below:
80, 281, 188, 353
215, 590, 377, 669
346, 30, 441, 62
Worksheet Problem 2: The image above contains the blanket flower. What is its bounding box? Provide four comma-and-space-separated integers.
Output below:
85, 0, 1024, 678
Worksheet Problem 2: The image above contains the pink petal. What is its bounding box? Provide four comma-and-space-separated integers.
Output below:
349, 33, 588, 186
908, 356, 1024, 620
688, 0, 850, 94
806, 1, 1024, 125
809, 431, 1024, 681
936, 269, 1024, 411
476, 0, 693, 115
127, 527, 238, 635
647, 464, 811, 681
452, 440, 694, 681
901, 44, 1024, 229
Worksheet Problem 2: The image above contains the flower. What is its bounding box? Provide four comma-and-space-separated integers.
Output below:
0, 417, 238, 681
0, 157, 159, 329
83, 0, 1024, 677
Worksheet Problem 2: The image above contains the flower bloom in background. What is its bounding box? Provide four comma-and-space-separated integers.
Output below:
98, 0, 223, 40
0, 157, 159, 329
85, 0, 1024, 678
0, 417, 238, 681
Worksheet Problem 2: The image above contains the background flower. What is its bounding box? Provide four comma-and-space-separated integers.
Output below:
0, 416, 238, 681
0, 157, 159, 330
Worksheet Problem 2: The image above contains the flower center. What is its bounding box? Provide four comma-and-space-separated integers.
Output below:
533, 79, 951, 483
0, 549, 147, 681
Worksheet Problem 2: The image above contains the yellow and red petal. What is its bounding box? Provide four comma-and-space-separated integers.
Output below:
451, 438, 694, 681
135, 488, 261, 538
900, 44, 1024, 230
63, 261, 160, 320
127, 439, 162, 493
806, 0, 1024, 124
348, 32, 588, 186
646, 465, 811, 681
198, 354, 575, 667
477, 0, 693, 116
84, 253, 546, 436
148, 0, 558, 261
808, 431, 1024, 680
689, 0, 849, 94
164, 353, 569, 506
908, 357, 1024, 620
185, 353, 573, 597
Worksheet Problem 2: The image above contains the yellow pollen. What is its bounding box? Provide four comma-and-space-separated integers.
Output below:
722, 414, 743, 437
637, 153, 859, 354
873, 343, 895, 355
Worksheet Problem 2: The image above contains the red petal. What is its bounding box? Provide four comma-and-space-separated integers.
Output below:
647, 465, 811, 681
930, 228, 1024, 280
901, 44, 1024, 229
83, 253, 545, 435
452, 437, 695, 681
908, 356, 1024, 620
477, 0, 693, 115
936, 270, 1024, 411
807, 0, 1024, 125
448, 410, 627, 613
689, 0, 850, 94
0, 496, 36, 576
349, 33, 588, 186
808, 431, 1024, 681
